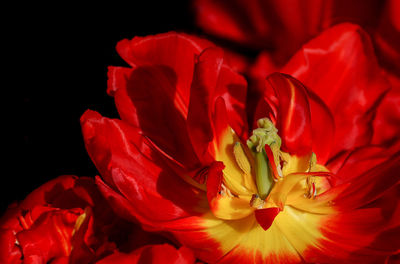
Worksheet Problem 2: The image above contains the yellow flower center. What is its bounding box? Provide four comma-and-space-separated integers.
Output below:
201, 118, 338, 260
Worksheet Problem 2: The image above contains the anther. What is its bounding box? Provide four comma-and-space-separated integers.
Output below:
250, 194, 265, 209
233, 142, 252, 176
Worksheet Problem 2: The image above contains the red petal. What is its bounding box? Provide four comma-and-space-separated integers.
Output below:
187, 47, 248, 161
0, 229, 21, 264
95, 176, 140, 223
387, 253, 400, 264
372, 73, 400, 146
333, 152, 400, 210
261, 73, 312, 156
307, 89, 335, 164
305, 208, 399, 263
16, 209, 82, 263
187, 47, 224, 164
254, 207, 280, 231
115, 33, 214, 116
193, 0, 258, 48
96, 244, 195, 264
107, 66, 137, 124
332, 145, 393, 185
206, 161, 225, 205
124, 65, 200, 168
81, 110, 204, 226
18, 175, 77, 210
193, 0, 333, 63
282, 23, 390, 158
217, 65, 248, 141
374, 0, 400, 76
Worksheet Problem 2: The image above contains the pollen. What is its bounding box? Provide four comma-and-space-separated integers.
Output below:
250, 194, 265, 209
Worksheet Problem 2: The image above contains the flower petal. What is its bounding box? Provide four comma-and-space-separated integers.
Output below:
305, 208, 400, 263
372, 73, 400, 147
259, 73, 312, 156
374, 0, 400, 76
115, 32, 214, 117
0, 229, 21, 264
187, 47, 248, 163
254, 207, 280, 231
187, 47, 224, 163
333, 152, 400, 210
282, 23, 390, 158
125, 65, 200, 169
16, 209, 82, 263
306, 90, 335, 164
96, 244, 196, 264
80, 110, 206, 226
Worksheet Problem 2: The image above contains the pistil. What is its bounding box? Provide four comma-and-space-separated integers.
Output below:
247, 118, 282, 200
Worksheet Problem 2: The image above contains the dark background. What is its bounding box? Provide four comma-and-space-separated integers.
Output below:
5, 2, 200, 214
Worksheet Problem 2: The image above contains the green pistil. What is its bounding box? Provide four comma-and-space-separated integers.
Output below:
247, 118, 282, 200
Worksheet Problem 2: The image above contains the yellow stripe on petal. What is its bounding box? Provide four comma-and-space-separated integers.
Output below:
210, 194, 255, 220
288, 195, 336, 214
203, 214, 302, 261
275, 206, 327, 254
237, 221, 301, 260
202, 212, 255, 254
268, 173, 308, 210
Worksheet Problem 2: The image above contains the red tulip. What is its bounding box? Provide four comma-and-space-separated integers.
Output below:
81, 26, 399, 263
0, 175, 185, 263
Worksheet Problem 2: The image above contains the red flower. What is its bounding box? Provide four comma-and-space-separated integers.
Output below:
81, 27, 400, 263
0, 175, 188, 263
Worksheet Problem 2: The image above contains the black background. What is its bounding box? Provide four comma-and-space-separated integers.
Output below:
5, 2, 200, 214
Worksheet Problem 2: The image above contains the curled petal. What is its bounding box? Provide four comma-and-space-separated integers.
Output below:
258, 73, 312, 156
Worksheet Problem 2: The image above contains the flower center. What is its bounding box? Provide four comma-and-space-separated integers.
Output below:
209, 117, 332, 230
246, 118, 283, 199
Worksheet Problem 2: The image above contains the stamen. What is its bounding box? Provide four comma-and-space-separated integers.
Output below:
305, 176, 317, 199
250, 194, 265, 209
72, 208, 90, 237
233, 142, 252, 176
308, 153, 317, 172
220, 183, 234, 197
18, 215, 29, 230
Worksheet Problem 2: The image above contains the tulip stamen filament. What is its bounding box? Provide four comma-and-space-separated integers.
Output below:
305, 176, 317, 199
220, 183, 234, 197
